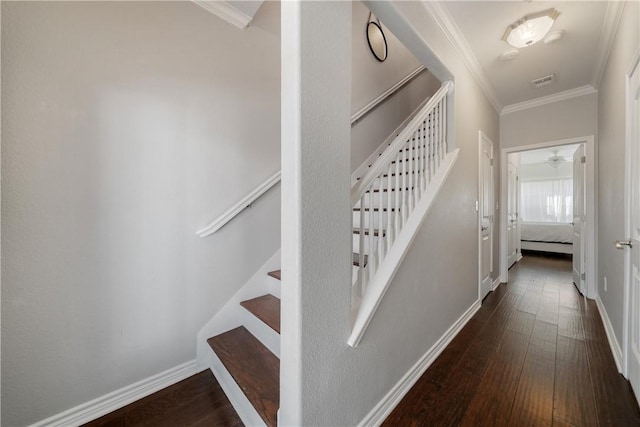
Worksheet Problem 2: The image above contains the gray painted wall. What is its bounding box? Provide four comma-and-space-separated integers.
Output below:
597, 1, 639, 349
501, 93, 598, 150
351, 1, 440, 172
281, 1, 500, 424
1, 2, 283, 425
1, 1, 442, 425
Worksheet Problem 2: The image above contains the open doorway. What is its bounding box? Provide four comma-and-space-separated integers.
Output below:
500, 137, 596, 298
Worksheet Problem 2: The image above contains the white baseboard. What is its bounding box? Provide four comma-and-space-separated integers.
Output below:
492, 277, 501, 291
596, 294, 623, 373
29, 360, 199, 427
359, 299, 481, 426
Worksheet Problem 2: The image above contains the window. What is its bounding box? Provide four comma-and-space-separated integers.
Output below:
520, 178, 573, 223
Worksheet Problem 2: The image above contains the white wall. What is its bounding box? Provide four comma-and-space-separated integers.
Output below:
597, 1, 639, 349
350, 1, 440, 172
1, 2, 281, 425
501, 93, 598, 150
281, 1, 499, 424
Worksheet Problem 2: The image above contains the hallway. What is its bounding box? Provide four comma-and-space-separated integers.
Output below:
383, 254, 640, 426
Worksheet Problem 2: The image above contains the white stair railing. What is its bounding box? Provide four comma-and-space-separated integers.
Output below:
349, 81, 456, 346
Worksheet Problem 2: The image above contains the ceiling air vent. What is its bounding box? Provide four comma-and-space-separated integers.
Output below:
531, 74, 555, 88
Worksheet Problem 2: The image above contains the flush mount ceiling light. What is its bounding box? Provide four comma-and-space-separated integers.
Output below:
547, 150, 567, 169
502, 8, 560, 48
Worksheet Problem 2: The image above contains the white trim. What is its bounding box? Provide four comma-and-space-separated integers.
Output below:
499, 136, 597, 300
501, 85, 597, 116
623, 48, 640, 379
478, 131, 494, 301
592, 1, 625, 89
197, 171, 280, 237
359, 299, 481, 427
351, 66, 426, 125
492, 277, 501, 291
192, 1, 253, 29
348, 149, 460, 347
422, 1, 502, 113
596, 294, 624, 373
29, 360, 199, 427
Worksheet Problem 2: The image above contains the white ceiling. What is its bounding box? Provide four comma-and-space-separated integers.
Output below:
442, 1, 610, 107
519, 144, 580, 165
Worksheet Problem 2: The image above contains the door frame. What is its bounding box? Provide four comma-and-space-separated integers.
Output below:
499, 136, 597, 299
478, 131, 495, 300
506, 158, 521, 268
623, 48, 640, 379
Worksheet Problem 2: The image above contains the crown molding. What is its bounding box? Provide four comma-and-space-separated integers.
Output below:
192, 1, 253, 29
592, 1, 625, 89
501, 85, 597, 115
422, 1, 502, 113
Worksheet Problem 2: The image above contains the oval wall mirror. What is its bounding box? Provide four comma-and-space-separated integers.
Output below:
366, 13, 388, 62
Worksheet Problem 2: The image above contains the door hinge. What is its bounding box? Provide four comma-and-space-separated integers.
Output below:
490, 159, 494, 166
581, 156, 586, 164
581, 272, 586, 281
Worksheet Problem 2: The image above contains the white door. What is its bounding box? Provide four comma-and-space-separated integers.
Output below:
572, 145, 586, 294
507, 161, 519, 268
623, 54, 640, 403
479, 133, 493, 300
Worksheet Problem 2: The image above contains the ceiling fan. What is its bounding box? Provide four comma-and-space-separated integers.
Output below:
546, 150, 567, 169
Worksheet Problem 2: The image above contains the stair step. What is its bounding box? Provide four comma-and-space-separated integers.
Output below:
356, 171, 418, 182
366, 186, 415, 193
241, 295, 281, 334
353, 207, 400, 212
207, 327, 279, 427
367, 157, 419, 168
353, 228, 385, 237
352, 252, 368, 268
267, 270, 281, 281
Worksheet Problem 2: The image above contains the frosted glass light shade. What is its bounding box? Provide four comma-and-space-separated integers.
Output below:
502, 9, 560, 48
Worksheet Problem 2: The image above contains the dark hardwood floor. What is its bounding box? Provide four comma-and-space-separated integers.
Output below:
83, 253, 640, 427
383, 253, 640, 427
82, 370, 242, 427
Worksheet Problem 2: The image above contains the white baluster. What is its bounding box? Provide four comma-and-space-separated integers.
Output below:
402, 139, 408, 223
443, 95, 448, 154
359, 194, 366, 296
368, 182, 376, 276
386, 163, 393, 248
416, 126, 422, 201
422, 119, 428, 189
408, 136, 414, 212
394, 152, 401, 234
378, 174, 384, 260
439, 100, 443, 164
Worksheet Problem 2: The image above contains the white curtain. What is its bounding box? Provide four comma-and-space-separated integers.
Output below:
520, 178, 573, 223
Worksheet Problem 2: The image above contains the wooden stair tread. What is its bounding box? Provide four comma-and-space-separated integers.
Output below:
267, 270, 281, 281
240, 295, 281, 334
207, 327, 279, 427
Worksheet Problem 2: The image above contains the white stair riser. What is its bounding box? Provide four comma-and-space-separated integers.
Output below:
241, 303, 280, 358
206, 351, 267, 427
267, 275, 281, 299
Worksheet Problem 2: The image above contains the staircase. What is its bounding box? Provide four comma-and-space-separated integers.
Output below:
201, 81, 456, 425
